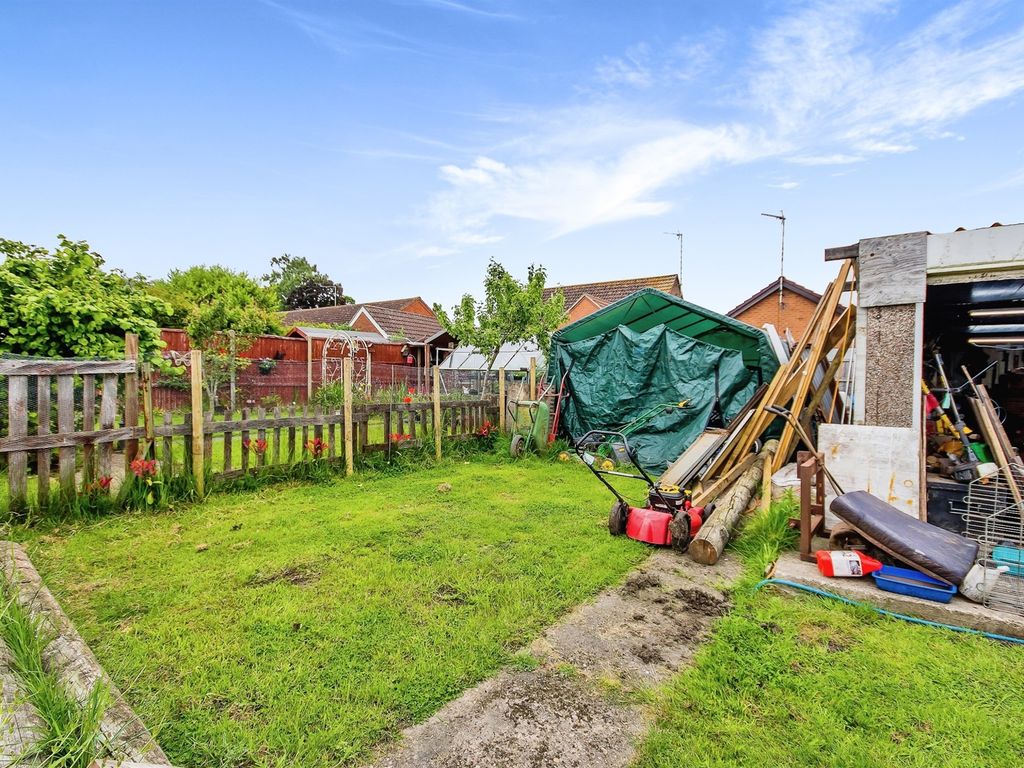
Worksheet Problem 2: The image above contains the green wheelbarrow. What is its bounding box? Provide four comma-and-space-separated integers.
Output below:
509, 399, 550, 458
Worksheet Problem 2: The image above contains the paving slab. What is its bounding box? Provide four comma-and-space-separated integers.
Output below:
773, 551, 1024, 639
367, 550, 741, 768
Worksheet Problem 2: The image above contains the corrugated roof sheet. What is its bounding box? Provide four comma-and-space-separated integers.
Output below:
439, 342, 543, 371
290, 327, 392, 344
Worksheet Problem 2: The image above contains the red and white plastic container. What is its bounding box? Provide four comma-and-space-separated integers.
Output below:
815, 550, 883, 578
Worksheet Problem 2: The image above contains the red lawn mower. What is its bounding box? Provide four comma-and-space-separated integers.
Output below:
575, 430, 713, 550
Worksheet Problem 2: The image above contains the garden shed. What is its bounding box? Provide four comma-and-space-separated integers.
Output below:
548, 289, 779, 472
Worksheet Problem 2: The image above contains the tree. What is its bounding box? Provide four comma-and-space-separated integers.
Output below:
149, 266, 282, 413
0, 235, 170, 363
263, 254, 347, 310
148, 265, 282, 346
433, 260, 565, 382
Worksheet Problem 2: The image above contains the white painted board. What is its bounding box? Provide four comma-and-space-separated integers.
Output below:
818, 424, 921, 527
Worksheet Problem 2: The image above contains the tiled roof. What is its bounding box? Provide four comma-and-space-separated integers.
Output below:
726, 278, 823, 317
360, 305, 443, 343
543, 274, 681, 308
281, 303, 362, 326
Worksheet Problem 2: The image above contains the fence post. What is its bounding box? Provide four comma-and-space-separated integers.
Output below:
6, 376, 28, 515
190, 350, 205, 498
529, 357, 537, 400
498, 367, 506, 433
433, 366, 442, 460
343, 356, 354, 476
306, 337, 314, 402
365, 350, 372, 396
228, 330, 237, 414
124, 333, 140, 473
142, 363, 155, 458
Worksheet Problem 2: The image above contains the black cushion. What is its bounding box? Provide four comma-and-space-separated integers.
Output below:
830, 490, 978, 586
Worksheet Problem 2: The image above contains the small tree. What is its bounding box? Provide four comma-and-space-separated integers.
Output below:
0, 235, 170, 363
433, 260, 565, 385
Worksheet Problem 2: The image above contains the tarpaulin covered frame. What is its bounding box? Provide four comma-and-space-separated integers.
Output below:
548, 289, 779, 472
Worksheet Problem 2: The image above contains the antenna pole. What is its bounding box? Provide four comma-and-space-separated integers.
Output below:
761, 211, 786, 328
663, 230, 684, 298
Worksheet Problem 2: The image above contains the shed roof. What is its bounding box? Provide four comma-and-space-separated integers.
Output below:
552, 288, 778, 372
288, 327, 392, 344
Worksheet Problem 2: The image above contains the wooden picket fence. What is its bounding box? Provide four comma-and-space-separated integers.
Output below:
1, 337, 498, 515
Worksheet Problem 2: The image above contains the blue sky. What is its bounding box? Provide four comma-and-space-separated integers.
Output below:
4, 0, 1024, 314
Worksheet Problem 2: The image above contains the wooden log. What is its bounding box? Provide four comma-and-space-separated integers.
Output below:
36, 375, 52, 508
689, 440, 778, 566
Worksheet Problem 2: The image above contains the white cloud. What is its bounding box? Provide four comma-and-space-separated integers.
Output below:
419, 0, 1024, 252
768, 181, 801, 190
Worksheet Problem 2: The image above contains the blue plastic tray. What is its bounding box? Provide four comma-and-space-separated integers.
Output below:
871, 565, 957, 603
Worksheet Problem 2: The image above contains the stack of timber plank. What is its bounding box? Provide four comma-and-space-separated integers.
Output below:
695, 260, 857, 500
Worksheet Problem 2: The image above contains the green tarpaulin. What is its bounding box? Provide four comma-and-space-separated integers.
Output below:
548, 289, 779, 473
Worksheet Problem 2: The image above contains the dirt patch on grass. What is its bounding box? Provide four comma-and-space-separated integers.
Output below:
246, 560, 324, 587
620, 571, 662, 595
432, 583, 467, 605
672, 587, 730, 617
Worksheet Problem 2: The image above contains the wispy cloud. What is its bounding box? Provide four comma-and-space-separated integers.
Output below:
768, 181, 801, 190
407, 0, 521, 21
419, 0, 1024, 253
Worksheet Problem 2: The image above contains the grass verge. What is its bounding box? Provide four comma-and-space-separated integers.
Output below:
13, 455, 646, 767
632, 494, 1024, 768
1, 571, 110, 768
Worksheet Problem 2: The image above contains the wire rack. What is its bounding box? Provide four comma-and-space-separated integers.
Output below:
956, 463, 1024, 616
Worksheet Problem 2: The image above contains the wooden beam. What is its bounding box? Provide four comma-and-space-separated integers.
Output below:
433, 365, 442, 460
824, 243, 858, 262
343, 356, 354, 476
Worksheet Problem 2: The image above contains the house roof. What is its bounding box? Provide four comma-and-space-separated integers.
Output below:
543, 274, 682, 309
281, 297, 443, 343
356, 305, 443, 343
726, 278, 823, 317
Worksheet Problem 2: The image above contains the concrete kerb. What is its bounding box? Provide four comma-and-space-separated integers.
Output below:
772, 551, 1024, 639
0, 541, 170, 766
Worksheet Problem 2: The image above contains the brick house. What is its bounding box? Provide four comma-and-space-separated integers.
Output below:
282, 296, 455, 369
726, 278, 822, 339
543, 274, 682, 327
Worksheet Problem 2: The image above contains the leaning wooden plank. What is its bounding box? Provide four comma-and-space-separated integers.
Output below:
691, 453, 759, 508
689, 440, 777, 565
659, 428, 728, 487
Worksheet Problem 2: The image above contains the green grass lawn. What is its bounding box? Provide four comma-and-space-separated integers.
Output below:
632, 502, 1024, 768
12, 456, 645, 767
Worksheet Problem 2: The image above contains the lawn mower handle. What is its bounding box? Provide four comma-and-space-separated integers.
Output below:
574, 430, 676, 510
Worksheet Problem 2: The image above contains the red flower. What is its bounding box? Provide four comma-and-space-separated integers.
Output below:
243, 438, 267, 455
130, 458, 158, 478
305, 438, 329, 457
98, 475, 113, 489
403, 396, 412, 404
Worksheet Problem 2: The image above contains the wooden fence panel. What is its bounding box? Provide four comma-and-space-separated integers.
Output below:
7, 376, 28, 512
56, 375, 76, 499
36, 375, 51, 509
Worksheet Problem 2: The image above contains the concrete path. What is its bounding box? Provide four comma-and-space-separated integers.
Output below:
367, 551, 741, 768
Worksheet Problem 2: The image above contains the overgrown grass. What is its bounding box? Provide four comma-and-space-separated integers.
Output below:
632, 493, 1024, 768
1, 572, 110, 767
13, 456, 646, 767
